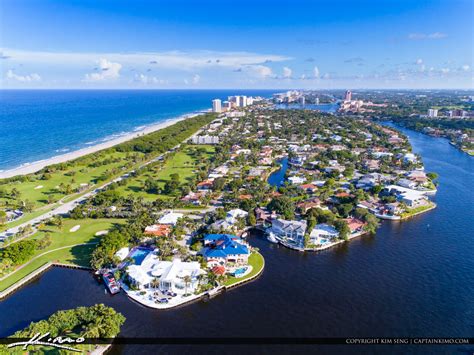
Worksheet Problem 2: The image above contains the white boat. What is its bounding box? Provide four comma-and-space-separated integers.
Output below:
374, 213, 401, 220
266, 231, 279, 243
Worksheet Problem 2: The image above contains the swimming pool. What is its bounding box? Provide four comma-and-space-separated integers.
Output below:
130, 248, 151, 265
233, 267, 248, 276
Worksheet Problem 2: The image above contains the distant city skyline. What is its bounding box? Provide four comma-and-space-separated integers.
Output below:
1, 0, 472, 89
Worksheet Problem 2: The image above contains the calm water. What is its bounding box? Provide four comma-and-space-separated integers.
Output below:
0, 126, 473, 354
0, 90, 274, 170
267, 157, 289, 187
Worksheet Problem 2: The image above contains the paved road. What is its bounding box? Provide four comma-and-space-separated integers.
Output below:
0, 177, 122, 242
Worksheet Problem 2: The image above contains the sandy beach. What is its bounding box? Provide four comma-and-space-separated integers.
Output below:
0, 112, 203, 179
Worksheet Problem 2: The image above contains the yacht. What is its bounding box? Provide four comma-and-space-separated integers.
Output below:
266, 231, 279, 244
102, 272, 120, 294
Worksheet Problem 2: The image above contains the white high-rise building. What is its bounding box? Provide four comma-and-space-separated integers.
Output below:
235, 96, 242, 107
428, 109, 438, 117
212, 99, 222, 113
344, 90, 352, 101
240, 95, 247, 107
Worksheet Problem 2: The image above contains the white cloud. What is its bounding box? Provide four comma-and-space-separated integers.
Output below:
2, 48, 290, 72
84, 58, 122, 81
192, 74, 200, 84
135, 73, 166, 85
323, 73, 330, 79
408, 32, 448, 40
462, 65, 470, 71
282, 66, 292, 78
245, 65, 273, 78
441, 68, 450, 74
6, 69, 41, 82
416, 58, 423, 65
313, 66, 320, 78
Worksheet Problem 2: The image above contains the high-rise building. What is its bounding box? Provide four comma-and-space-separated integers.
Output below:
315, 97, 320, 105
299, 96, 305, 105
240, 96, 247, 107
428, 109, 438, 117
344, 90, 352, 101
212, 99, 222, 113
222, 101, 231, 110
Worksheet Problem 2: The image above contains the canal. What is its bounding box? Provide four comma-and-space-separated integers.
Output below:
0, 126, 473, 354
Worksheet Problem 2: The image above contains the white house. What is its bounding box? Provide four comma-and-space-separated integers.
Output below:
226, 209, 248, 224
288, 176, 306, 185
127, 255, 204, 295
397, 178, 417, 189
309, 224, 339, 245
158, 212, 184, 225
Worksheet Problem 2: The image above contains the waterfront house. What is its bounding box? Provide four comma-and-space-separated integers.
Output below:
384, 185, 429, 207
127, 256, 204, 294
271, 218, 307, 243
403, 153, 417, 164
202, 234, 250, 271
406, 170, 427, 183
344, 218, 366, 234
309, 224, 339, 244
397, 178, 418, 189
288, 176, 306, 185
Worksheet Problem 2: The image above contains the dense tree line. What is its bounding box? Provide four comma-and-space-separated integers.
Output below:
0, 304, 125, 353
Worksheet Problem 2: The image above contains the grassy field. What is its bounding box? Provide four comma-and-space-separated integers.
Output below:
0, 151, 137, 207
114, 145, 215, 201
224, 252, 265, 287
0, 218, 124, 291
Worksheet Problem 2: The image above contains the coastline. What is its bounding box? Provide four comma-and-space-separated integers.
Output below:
0, 111, 207, 179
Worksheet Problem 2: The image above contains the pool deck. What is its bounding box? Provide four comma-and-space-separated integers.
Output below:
122, 284, 211, 310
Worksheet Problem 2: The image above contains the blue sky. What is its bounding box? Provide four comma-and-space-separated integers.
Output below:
1, 0, 472, 89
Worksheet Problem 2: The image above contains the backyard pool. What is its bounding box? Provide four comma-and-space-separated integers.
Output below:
233, 267, 248, 277
130, 248, 151, 265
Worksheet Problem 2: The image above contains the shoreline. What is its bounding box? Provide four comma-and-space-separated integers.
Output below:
0, 110, 209, 179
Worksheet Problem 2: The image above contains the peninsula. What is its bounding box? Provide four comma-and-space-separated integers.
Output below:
0, 92, 436, 309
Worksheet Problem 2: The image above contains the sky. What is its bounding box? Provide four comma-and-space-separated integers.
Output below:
0, 0, 473, 89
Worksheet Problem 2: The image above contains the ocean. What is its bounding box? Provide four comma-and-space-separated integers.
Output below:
0, 90, 275, 171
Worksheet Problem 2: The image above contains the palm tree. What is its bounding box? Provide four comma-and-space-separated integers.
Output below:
183, 275, 192, 296
151, 277, 160, 290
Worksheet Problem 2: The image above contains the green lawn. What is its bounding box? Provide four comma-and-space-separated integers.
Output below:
0, 218, 124, 291
0, 151, 133, 207
224, 252, 265, 287
400, 202, 436, 219
114, 145, 215, 201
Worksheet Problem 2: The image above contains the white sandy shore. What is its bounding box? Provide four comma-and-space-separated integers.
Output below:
0, 112, 205, 179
